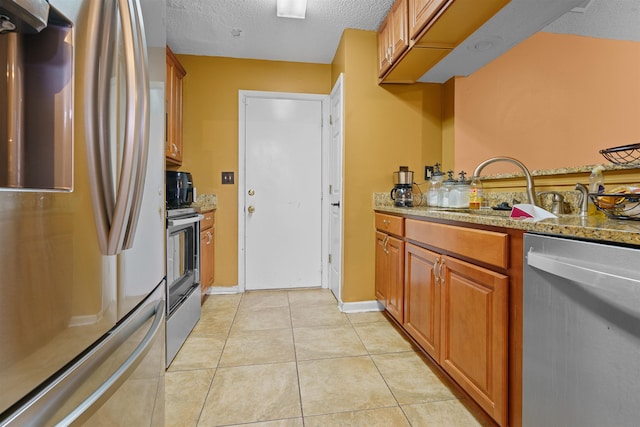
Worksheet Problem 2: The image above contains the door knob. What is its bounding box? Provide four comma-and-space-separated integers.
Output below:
248, 189, 255, 196
247, 205, 255, 213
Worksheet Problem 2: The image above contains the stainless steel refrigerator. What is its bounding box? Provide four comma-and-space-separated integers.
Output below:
0, 0, 166, 425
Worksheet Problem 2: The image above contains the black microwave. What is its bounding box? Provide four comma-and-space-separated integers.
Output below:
166, 171, 194, 208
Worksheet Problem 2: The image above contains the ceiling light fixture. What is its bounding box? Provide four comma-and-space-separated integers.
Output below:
277, 0, 307, 19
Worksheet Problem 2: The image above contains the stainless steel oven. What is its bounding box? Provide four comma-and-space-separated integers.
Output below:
166, 207, 202, 367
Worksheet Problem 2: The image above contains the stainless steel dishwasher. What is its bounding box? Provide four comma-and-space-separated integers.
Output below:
523, 233, 640, 427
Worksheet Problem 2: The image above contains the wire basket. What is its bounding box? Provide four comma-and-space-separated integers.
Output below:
590, 193, 640, 220
599, 143, 640, 165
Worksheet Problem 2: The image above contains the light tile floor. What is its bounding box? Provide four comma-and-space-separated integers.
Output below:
165, 288, 494, 427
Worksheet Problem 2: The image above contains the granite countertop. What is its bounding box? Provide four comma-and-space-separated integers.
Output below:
191, 194, 217, 212
375, 205, 640, 246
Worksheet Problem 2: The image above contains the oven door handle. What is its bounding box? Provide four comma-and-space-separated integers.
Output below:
168, 214, 204, 227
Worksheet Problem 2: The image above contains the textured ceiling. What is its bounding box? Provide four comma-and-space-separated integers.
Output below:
166, 0, 639, 82
166, 0, 394, 63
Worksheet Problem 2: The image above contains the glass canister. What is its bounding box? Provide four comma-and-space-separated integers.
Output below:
428, 164, 444, 207
450, 171, 470, 208
438, 170, 456, 208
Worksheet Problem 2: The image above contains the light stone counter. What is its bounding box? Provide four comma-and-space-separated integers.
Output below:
191, 194, 217, 212
375, 204, 640, 247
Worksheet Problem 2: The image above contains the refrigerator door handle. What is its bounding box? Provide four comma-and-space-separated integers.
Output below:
85, 0, 118, 256
57, 300, 164, 426
106, 0, 144, 255
85, 0, 149, 255
122, 0, 150, 250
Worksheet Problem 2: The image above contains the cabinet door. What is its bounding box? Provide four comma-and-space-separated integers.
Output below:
440, 255, 508, 426
389, 0, 409, 63
404, 243, 440, 361
377, 18, 391, 76
408, 0, 447, 40
386, 235, 404, 323
200, 228, 215, 296
165, 47, 185, 165
378, 0, 408, 77
375, 231, 389, 304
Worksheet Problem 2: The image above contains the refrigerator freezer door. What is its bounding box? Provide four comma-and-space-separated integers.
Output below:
1, 283, 165, 426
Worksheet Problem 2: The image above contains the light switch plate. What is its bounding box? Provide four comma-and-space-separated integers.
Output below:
222, 171, 234, 184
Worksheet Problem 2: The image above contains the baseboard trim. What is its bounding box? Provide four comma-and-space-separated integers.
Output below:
339, 299, 384, 313
206, 285, 240, 295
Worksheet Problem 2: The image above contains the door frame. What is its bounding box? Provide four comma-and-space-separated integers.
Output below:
238, 90, 330, 293
328, 74, 344, 304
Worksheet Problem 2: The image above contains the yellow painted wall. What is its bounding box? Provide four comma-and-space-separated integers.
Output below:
333, 29, 442, 302
453, 32, 640, 174
174, 56, 331, 286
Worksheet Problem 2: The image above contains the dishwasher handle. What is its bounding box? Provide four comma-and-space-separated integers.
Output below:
527, 249, 640, 314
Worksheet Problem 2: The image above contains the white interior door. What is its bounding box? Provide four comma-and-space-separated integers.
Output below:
328, 75, 344, 301
241, 94, 324, 290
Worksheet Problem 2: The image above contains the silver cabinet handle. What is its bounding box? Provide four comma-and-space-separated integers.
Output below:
206, 230, 213, 244
433, 257, 441, 283
437, 258, 445, 284
382, 235, 389, 255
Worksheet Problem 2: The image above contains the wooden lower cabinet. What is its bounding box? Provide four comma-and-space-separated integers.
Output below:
199, 210, 215, 298
402, 236, 509, 426
440, 255, 509, 427
375, 231, 389, 303
375, 231, 404, 323
404, 243, 440, 361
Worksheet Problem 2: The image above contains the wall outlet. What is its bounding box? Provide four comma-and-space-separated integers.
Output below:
424, 166, 434, 180
222, 171, 234, 184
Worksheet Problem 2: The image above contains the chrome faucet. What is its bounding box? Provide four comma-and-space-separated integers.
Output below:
537, 191, 565, 215
574, 183, 589, 216
472, 157, 538, 206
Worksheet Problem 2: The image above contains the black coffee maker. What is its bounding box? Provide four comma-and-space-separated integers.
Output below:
166, 171, 194, 208
390, 166, 414, 207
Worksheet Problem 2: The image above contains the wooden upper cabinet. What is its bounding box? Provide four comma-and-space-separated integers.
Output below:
377, 0, 409, 77
412, 0, 511, 48
377, 18, 393, 76
166, 46, 186, 165
408, 0, 447, 40
379, 0, 511, 83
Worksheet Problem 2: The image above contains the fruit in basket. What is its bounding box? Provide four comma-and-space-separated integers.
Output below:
595, 186, 629, 208
596, 186, 640, 210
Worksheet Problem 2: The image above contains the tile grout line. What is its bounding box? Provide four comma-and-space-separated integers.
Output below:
194, 294, 243, 427
349, 312, 417, 426
288, 290, 307, 427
